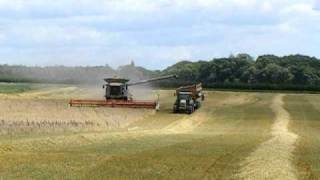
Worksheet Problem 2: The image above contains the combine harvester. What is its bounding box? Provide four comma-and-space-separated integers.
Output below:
173, 83, 205, 114
69, 75, 177, 109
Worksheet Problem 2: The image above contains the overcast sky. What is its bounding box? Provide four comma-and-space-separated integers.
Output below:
0, 0, 319, 69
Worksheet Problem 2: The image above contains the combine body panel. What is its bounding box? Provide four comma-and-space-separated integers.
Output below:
173, 83, 204, 114
69, 75, 177, 109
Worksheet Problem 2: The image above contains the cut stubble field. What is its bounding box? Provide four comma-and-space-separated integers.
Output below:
0, 84, 319, 179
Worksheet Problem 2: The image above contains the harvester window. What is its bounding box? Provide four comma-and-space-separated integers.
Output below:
110, 86, 121, 96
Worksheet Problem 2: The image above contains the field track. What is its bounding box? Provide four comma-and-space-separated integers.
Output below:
238, 94, 298, 180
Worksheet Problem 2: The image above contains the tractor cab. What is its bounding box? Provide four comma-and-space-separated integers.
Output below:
175, 91, 194, 111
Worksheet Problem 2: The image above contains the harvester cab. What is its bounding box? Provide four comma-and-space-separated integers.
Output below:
103, 78, 130, 100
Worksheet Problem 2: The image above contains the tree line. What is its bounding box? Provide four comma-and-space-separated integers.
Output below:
161, 54, 320, 91
1, 54, 320, 91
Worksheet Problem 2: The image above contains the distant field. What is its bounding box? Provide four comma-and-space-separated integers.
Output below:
0, 83, 36, 93
0, 83, 319, 179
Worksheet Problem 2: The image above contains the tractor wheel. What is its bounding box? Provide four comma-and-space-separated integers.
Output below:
195, 101, 201, 109
187, 106, 194, 114
198, 102, 201, 108
173, 106, 177, 113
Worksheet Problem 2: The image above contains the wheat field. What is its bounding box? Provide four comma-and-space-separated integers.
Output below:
0, 84, 319, 179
